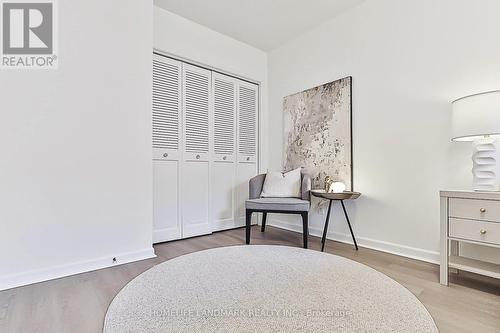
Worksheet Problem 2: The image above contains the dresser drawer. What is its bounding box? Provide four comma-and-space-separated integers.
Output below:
449, 218, 500, 246
449, 198, 500, 222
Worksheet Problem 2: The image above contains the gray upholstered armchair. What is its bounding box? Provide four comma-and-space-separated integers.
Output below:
245, 173, 312, 248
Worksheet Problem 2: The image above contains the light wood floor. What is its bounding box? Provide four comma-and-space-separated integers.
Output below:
1, 226, 499, 333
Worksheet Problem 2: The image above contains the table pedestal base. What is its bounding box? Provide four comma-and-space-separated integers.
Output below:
321, 199, 358, 252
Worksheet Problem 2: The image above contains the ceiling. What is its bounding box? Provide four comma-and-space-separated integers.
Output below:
154, 0, 365, 51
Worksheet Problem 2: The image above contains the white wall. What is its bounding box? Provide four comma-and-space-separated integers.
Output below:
267, 0, 500, 262
0, 0, 154, 290
154, 6, 268, 170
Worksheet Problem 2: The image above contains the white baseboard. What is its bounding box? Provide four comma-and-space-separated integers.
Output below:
267, 218, 440, 264
0, 247, 156, 291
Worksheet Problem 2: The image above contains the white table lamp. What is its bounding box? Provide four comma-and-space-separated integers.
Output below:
452, 90, 500, 191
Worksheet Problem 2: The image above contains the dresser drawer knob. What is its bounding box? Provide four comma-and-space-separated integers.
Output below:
163, 153, 168, 158
223, 156, 227, 160
480, 229, 487, 235
196, 155, 200, 159
480, 208, 486, 213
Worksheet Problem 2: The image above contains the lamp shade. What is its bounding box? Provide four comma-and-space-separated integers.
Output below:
452, 90, 500, 142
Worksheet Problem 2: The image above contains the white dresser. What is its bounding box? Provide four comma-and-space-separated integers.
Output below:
440, 190, 500, 285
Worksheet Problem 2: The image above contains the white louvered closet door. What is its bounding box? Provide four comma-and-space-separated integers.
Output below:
237, 82, 258, 163
236, 81, 259, 227
152, 54, 182, 243
211, 73, 237, 231
182, 63, 212, 238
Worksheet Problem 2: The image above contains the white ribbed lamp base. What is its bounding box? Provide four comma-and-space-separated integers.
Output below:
472, 137, 500, 191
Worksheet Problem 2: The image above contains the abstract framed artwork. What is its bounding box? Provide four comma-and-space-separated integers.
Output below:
283, 76, 353, 190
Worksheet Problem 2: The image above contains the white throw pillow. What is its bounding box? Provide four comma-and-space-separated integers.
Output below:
260, 168, 302, 198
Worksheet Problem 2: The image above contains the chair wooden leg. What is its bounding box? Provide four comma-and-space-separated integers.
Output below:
246, 210, 252, 245
301, 212, 309, 249
261, 212, 267, 232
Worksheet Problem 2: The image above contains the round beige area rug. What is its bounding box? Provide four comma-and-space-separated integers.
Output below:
103, 245, 438, 333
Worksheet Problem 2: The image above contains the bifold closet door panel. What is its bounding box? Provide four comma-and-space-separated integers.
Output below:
152, 54, 182, 243
153, 160, 181, 243
182, 63, 212, 237
211, 73, 237, 230
236, 80, 259, 226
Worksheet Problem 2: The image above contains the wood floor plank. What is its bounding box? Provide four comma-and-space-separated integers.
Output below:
0, 226, 499, 333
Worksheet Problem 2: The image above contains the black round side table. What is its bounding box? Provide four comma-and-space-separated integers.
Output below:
311, 190, 361, 252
